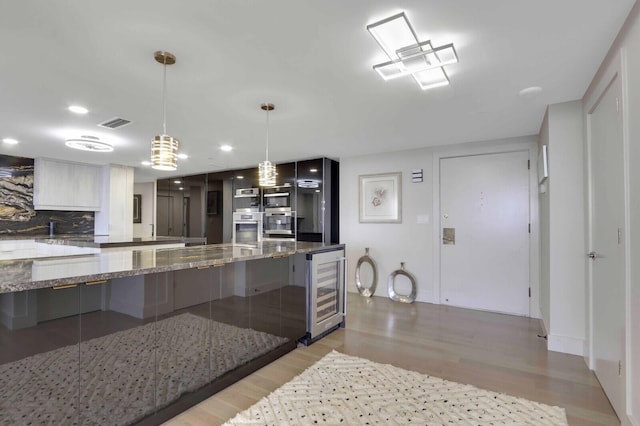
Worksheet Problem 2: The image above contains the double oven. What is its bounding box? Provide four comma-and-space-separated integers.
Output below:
263, 184, 295, 239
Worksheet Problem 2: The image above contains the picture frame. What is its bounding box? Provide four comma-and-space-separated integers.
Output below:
207, 190, 220, 215
359, 172, 402, 223
133, 194, 142, 223
538, 144, 549, 184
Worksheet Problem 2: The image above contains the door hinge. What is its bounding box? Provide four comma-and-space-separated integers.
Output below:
527, 160, 530, 170
616, 97, 620, 113
528, 287, 531, 298
292, 264, 295, 272
619, 360, 622, 376
528, 223, 531, 233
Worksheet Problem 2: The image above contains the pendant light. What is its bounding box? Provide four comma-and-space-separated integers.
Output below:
258, 102, 276, 187
151, 51, 179, 171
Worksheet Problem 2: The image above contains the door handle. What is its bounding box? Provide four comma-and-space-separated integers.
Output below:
587, 251, 598, 259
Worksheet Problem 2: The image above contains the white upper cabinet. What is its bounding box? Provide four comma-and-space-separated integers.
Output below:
33, 158, 102, 211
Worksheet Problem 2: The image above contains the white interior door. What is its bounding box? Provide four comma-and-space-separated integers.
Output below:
440, 151, 530, 316
589, 76, 625, 418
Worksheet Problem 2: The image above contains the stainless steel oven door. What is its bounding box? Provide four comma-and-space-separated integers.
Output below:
264, 212, 294, 235
233, 221, 261, 244
232, 212, 263, 244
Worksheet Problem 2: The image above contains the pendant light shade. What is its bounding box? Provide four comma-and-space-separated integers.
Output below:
151, 134, 179, 171
151, 51, 179, 171
259, 160, 276, 187
258, 103, 277, 187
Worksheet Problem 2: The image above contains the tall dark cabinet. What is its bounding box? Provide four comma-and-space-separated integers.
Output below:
156, 174, 207, 238
296, 158, 339, 244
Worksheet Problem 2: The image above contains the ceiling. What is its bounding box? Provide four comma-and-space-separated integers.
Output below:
0, 1, 635, 182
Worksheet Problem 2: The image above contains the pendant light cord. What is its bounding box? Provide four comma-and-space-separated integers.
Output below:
265, 106, 270, 161
162, 56, 167, 135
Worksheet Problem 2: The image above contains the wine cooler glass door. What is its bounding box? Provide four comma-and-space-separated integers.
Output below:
308, 249, 345, 339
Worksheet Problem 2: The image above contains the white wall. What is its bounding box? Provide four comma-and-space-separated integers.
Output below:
539, 101, 586, 356
538, 110, 551, 335
583, 2, 640, 422
341, 148, 434, 303
626, 18, 640, 423
133, 182, 155, 238
340, 136, 540, 317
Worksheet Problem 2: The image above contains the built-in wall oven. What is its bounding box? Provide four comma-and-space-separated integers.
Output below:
263, 184, 292, 210
264, 211, 295, 237
263, 184, 295, 238
232, 212, 263, 244
234, 188, 260, 212
301, 247, 346, 345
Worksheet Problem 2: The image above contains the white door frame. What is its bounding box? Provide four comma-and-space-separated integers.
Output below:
583, 48, 632, 417
431, 137, 541, 319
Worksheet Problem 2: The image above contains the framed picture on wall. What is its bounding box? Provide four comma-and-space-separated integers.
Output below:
359, 172, 402, 223
133, 194, 142, 223
207, 190, 220, 215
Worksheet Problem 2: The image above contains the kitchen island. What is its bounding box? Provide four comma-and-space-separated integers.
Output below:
0, 241, 343, 425
0, 234, 206, 261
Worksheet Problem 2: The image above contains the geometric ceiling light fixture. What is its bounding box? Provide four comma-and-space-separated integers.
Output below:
367, 12, 458, 91
258, 102, 276, 187
151, 50, 179, 171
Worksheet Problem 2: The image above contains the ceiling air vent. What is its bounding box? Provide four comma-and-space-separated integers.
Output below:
98, 117, 132, 129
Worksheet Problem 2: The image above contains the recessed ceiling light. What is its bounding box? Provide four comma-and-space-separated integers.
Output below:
65, 135, 113, 152
315, 189, 321, 193
141, 161, 151, 166
178, 187, 184, 191
220, 144, 233, 152
174, 180, 181, 184
177, 153, 188, 159
68, 105, 89, 114
236, 175, 244, 179
2, 138, 19, 145
310, 168, 318, 173
519, 86, 543, 98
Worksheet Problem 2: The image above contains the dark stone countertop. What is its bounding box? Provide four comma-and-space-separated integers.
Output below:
32, 235, 206, 248
0, 234, 206, 248
0, 241, 344, 294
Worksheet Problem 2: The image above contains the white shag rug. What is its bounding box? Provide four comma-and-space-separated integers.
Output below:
0, 313, 288, 425
224, 350, 568, 425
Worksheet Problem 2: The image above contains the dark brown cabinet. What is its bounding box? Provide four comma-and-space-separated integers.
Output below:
156, 158, 339, 244
296, 158, 339, 243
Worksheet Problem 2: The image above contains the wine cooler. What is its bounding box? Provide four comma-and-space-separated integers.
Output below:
301, 247, 346, 344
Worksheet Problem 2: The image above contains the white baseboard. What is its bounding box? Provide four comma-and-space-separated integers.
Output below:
547, 333, 584, 356
621, 413, 634, 426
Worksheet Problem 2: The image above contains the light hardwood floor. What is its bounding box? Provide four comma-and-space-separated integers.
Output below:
164, 295, 618, 426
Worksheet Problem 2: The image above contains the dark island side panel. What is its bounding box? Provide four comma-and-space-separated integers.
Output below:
0, 154, 94, 235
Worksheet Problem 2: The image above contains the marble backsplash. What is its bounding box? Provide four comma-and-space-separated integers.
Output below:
0, 154, 94, 235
